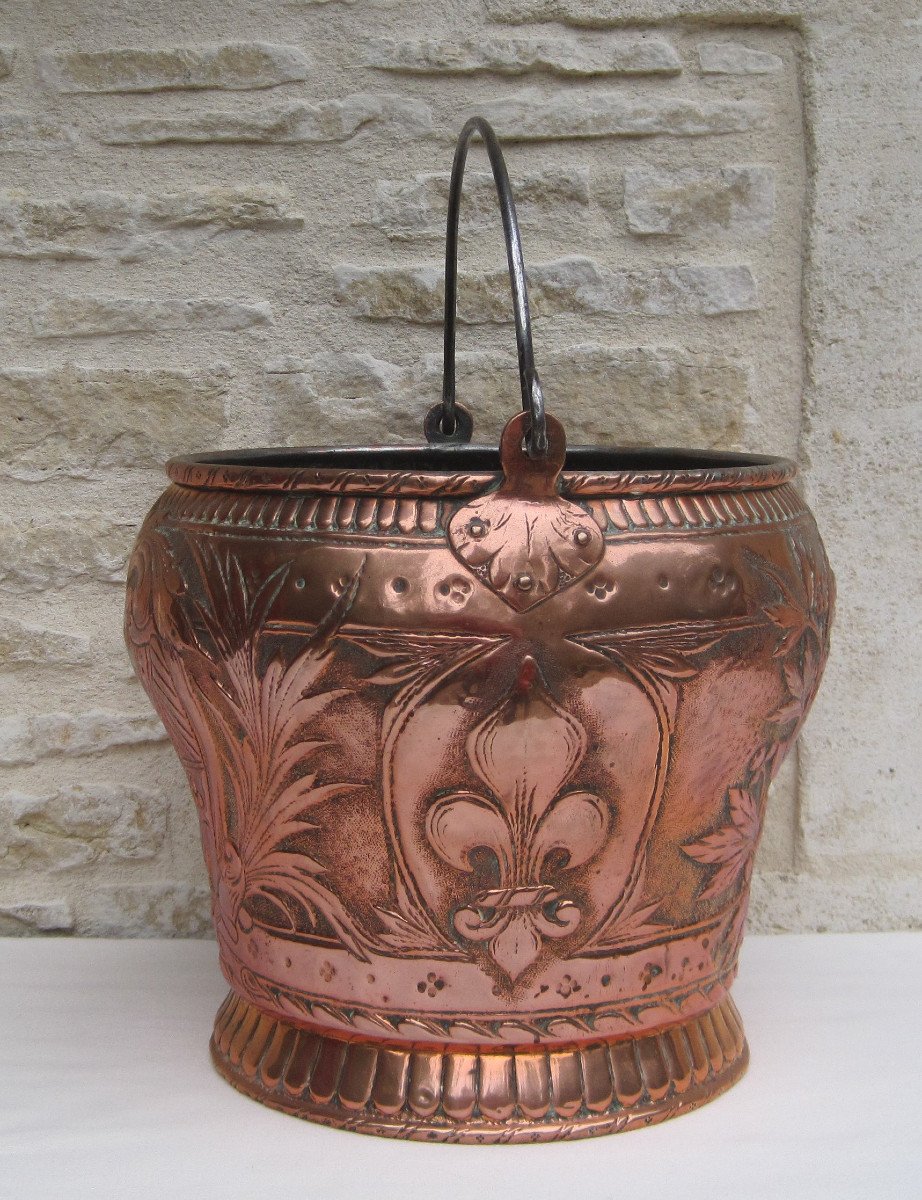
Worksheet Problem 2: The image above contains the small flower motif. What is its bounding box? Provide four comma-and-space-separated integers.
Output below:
556, 974, 581, 999
435, 576, 473, 606
416, 972, 446, 997
586, 576, 616, 600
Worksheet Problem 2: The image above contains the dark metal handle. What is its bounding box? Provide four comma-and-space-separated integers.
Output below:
424, 116, 548, 459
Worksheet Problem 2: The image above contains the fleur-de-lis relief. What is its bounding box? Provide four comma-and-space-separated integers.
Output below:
346, 627, 508, 957
426, 656, 608, 982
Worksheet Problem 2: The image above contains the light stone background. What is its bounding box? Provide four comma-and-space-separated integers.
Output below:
0, 0, 918, 937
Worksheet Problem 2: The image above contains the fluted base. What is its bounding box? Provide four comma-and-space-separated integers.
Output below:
210, 992, 748, 1143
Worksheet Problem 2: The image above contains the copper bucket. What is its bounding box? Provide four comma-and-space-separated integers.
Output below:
125, 118, 834, 1142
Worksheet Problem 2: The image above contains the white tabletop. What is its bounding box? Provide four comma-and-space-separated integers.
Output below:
1, 932, 918, 1200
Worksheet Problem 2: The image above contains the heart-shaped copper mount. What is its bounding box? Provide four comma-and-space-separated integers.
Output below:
447, 412, 605, 612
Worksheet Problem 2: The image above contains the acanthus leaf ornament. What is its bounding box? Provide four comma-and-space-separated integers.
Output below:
126, 533, 373, 959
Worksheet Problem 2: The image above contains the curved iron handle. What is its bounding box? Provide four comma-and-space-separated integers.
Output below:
424, 116, 548, 459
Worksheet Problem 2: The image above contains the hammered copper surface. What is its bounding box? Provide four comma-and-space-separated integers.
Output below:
123, 117, 833, 1140
125, 414, 832, 1137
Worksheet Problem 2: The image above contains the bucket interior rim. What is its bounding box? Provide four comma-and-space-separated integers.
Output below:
166, 443, 797, 497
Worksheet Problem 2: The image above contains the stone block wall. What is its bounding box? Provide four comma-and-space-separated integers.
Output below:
0, 0, 918, 935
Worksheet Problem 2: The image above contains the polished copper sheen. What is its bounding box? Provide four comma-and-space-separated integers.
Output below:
124, 118, 834, 1142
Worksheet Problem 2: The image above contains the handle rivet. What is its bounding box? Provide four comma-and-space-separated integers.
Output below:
515, 573, 534, 592
574, 528, 592, 547
468, 519, 487, 539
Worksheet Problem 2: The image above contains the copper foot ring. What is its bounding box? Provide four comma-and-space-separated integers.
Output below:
210, 993, 749, 1143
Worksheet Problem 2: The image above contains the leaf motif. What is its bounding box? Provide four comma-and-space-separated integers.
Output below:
801, 639, 819, 692
247, 852, 369, 960
266, 740, 327, 793
275, 690, 348, 750
630, 651, 703, 680
773, 625, 807, 658
766, 601, 807, 638
783, 657, 805, 697
365, 661, 426, 687
134, 643, 204, 773
793, 537, 818, 612
350, 630, 502, 692
353, 630, 485, 661
771, 696, 804, 725
683, 784, 760, 901
246, 851, 325, 887
614, 898, 665, 937
728, 786, 758, 832
752, 536, 833, 665
696, 860, 748, 902
267, 653, 326, 733
166, 543, 375, 956
683, 826, 750, 864
571, 617, 752, 685
272, 778, 358, 820
374, 905, 457, 954
587, 895, 667, 950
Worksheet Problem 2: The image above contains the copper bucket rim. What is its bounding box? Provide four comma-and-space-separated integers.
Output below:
165, 443, 796, 498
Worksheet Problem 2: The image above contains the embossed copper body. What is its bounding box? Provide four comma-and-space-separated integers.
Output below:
124, 119, 833, 1142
